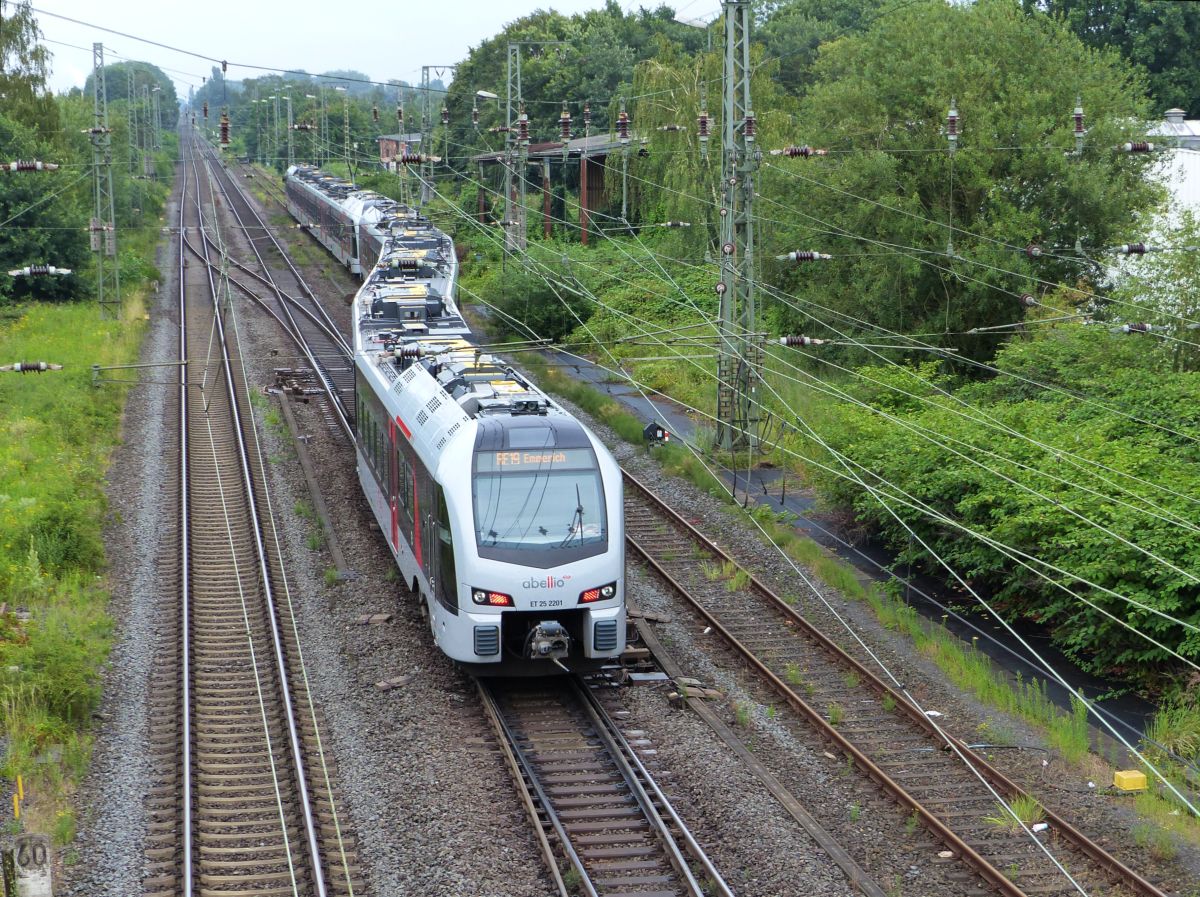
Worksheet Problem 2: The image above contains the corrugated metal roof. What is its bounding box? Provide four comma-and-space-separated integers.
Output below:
472, 132, 633, 164
1148, 110, 1200, 149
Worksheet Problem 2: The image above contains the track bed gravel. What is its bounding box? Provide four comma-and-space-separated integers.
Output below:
595, 402, 1198, 895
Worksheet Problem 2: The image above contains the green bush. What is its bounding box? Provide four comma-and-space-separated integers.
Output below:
801, 327, 1200, 693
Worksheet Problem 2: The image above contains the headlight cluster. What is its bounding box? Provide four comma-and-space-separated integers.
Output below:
579, 582, 617, 604
471, 588, 513, 607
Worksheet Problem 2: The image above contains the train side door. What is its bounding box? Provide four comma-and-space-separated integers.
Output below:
435, 487, 457, 614
388, 420, 398, 551
419, 471, 438, 600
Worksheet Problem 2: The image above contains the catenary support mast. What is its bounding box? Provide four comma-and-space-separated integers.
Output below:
715, 0, 760, 450
90, 43, 120, 318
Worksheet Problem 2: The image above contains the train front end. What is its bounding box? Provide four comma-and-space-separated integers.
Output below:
436, 416, 625, 674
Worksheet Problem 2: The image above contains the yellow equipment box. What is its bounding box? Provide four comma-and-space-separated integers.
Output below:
1113, 770, 1147, 791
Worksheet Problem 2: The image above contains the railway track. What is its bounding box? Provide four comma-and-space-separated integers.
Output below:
479, 676, 733, 897
197, 141, 356, 438
622, 470, 1170, 897
144, 130, 364, 897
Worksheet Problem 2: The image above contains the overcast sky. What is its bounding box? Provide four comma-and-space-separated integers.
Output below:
36, 0, 699, 97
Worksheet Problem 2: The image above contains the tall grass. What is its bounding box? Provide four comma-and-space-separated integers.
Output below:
866, 587, 1096, 763
0, 291, 148, 835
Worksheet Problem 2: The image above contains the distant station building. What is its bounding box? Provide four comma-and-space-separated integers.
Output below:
1151, 108, 1200, 150
376, 133, 423, 171
1112, 109, 1200, 292
472, 133, 630, 244
1148, 109, 1200, 219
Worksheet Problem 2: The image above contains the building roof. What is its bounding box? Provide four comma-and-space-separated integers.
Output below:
1148, 109, 1200, 149
472, 132, 634, 164
376, 133, 424, 144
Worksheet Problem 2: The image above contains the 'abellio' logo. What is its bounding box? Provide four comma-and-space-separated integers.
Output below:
524, 574, 571, 589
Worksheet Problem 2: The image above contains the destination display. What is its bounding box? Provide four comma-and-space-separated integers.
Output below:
475, 448, 594, 472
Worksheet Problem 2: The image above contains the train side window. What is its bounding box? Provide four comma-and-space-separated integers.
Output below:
371, 414, 380, 476
368, 414, 374, 468
376, 416, 383, 478
396, 447, 410, 509
436, 486, 457, 612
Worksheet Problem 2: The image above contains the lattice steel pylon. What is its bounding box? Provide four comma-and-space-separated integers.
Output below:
90, 43, 120, 318
126, 68, 139, 178
715, 0, 760, 451
420, 64, 456, 205
151, 85, 162, 149
142, 84, 154, 176
502, 43, 561, 251
505, 47, 523, 251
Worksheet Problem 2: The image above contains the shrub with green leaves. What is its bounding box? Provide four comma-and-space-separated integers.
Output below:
802, 327, 1200, 692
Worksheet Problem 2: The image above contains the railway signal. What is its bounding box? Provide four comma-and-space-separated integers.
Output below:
643, 422, 671, 445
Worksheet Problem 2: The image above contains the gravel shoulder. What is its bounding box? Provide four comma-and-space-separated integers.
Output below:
60, 197, 181, 896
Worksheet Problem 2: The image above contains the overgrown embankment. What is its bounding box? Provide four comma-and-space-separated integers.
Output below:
0, 224, 167, 843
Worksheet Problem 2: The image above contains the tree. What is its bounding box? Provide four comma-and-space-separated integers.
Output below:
803, 326, 1200, 692
764, 0, 1161, 360
443, 3, 708, 161
629, 37, 797, 253
1113, 209, 1200, 372
0, 113, 87, 304
0, 0, 59, 140
1025, 0, 1200, 117
756, 0, 890, 97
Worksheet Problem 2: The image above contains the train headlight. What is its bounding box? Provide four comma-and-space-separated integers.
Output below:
579, 582, 617, 604
472, 587, 513, 607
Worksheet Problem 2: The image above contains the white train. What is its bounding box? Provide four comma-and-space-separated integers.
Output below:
284, 165, 626, 673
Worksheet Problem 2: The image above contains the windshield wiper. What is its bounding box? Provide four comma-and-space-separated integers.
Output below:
559, 484, 586, 548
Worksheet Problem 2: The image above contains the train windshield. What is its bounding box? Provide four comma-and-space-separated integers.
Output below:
472, 446, 607, 559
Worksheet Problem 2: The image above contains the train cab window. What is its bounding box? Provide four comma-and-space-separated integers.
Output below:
472, 444, 607, 568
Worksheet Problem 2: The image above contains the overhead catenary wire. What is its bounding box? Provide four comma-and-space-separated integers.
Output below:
451, 148, 1200, 714
451, 143, 1200, 529
762, 159, 1200, 330
413, 176, 1162, 880
422, 158, 1200, 641
238, 115, 1195, 844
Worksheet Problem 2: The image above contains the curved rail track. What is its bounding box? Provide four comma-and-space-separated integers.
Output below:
196, 141, 355, 438
479, 676, 733, 897
144, 130, 364, 897
622, 470, 1171, 897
